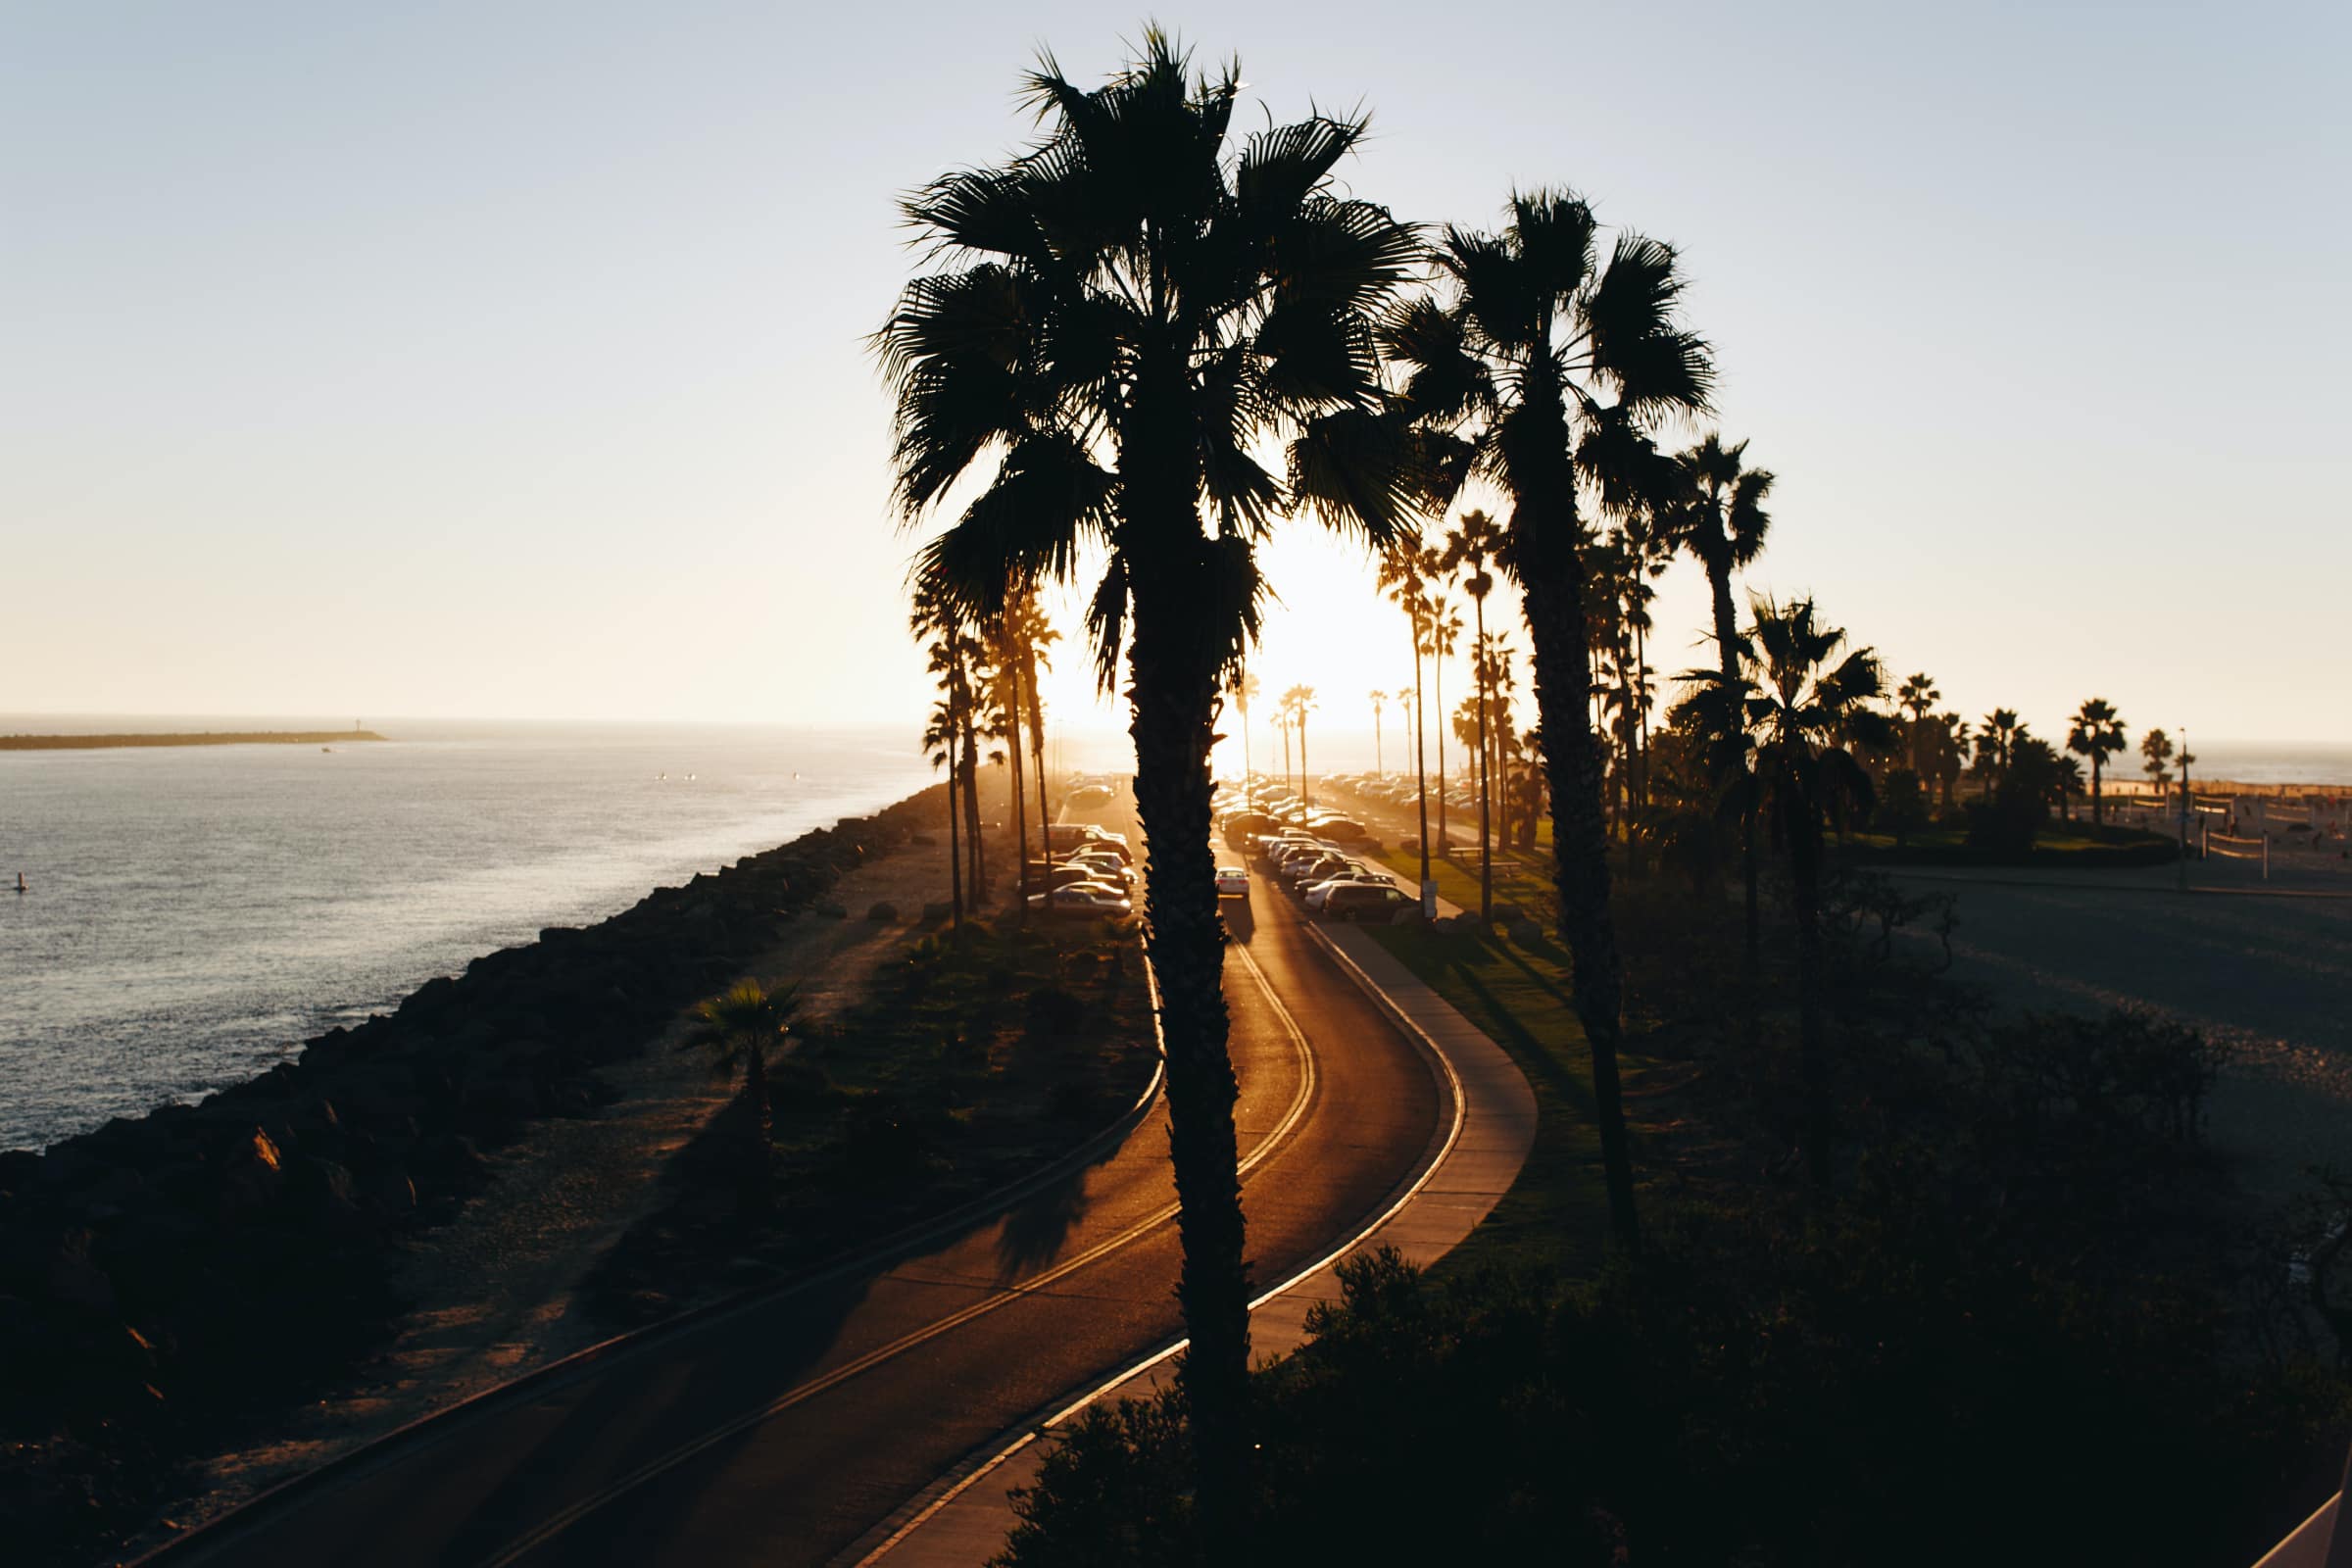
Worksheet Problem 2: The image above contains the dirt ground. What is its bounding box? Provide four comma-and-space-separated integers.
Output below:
160, 825, 975, 1540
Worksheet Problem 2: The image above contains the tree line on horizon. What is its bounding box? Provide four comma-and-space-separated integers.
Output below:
873, 28, 2217, 1548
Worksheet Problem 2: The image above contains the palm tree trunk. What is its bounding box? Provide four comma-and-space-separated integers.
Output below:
1434, 652, 1448, 852
1125, 571, 1251, 1549
1006, 656, 1031, 906
1473, 598, 1493, 924
1513, 481, 1641, 1257
1027, 662, 1053, 867
742, 1042, 773, 1210
1412, 624, 1433, 914
1709, 554, 1761, 970
1299, 714, 1310, 812
2092, 757, 2104, 826
945, 765, 963, 925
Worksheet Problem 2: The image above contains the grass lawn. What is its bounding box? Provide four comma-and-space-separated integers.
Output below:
1361, 921, 1639, 1284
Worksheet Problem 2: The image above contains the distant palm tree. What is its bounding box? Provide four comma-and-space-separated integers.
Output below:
1394, 687, 1414, 782
1281, 686, 1319, 810
1673, 433, 1772, 964
1377, 540, 1437, 908
1383, 190, 1714, 1257
1010, 588, 1059, 876
921, 700, 962, 925
875, 34, 1426, 1524
1420, 591, 1463, 850
1440, 509, 1507, 921
1680, 597, 1889, 1187
1977, 709, 2023, 785
2140, 726, 2175, 791
1896, 672, 1939, 724
686, 979, 804, 1207
2067, 699, 2129, 825
1368, 689, 1387, 776
1230, 668, 1260, 792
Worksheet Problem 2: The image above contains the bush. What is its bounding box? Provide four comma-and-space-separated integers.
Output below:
1025, 985, 1088, 1039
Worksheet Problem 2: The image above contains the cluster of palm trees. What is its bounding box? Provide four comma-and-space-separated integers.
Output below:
869, 29, 1848, 1544
1884, 677, 2157, 826
910, 577, 1058, 924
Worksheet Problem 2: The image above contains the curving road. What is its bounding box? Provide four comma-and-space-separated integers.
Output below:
157, 874, 1441, 1568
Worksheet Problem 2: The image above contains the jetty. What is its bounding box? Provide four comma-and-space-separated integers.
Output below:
0, 730, 388, 752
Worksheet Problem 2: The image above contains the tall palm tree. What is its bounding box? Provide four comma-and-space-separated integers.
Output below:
1281, 685, 1318, 810
2067, 698, 2128, 825
921, 699, 963, 925
875, 34, 1424, 1527
1420, 590, 1462, 851
1368, 689, 1387, 776
1384, 189, 1713, 1256
1678, 597, 1889, 1187
1670, 433, 1772, 962
982, 599, 1033, 899
1377, 539, 1438, 911
1978, 708, 2023, 785
1012, 589, 1058, 870
1479, 635, 1517, 854
1895, 672, 1939, 777
1441, 509, 1507, 921
1229, 668, 1260, 792
686, 979, 804, 1208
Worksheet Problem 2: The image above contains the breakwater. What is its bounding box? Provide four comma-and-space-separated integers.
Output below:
0, 786, 937, 1561
0, 730, 388, 750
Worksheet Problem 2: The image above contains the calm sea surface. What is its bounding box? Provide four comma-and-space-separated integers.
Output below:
0, 720, 935, 1152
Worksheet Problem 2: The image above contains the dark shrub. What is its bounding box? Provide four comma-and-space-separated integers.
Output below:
1025, 985, 1088, 1039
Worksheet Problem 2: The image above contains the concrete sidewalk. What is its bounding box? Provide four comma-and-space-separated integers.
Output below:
846, 920, 1537, 1567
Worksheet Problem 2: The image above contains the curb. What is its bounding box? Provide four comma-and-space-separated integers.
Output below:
842, 915, 1518, 1566
130, 1026, 1169, 1567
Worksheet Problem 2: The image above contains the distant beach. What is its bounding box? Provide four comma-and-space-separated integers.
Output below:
0, 730, 387, 751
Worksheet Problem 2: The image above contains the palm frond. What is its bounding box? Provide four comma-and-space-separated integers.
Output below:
1584, 232, 1714, 417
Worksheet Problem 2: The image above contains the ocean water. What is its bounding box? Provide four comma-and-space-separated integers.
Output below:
0, 720, 936, 1152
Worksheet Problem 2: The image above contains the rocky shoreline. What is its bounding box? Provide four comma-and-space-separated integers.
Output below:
0, 786, 941, 1563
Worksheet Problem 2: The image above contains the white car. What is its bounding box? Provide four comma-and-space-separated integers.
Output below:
1071, 854, 1132, 889
1214, 865, 1250, 897
1027, 881, 1135, 919
1304, 869, 1393, 910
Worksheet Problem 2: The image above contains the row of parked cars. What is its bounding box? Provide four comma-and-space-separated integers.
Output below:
1317, 772, 1476, 814
1023, 823, 1137, 920
1248, 827, 1417, 922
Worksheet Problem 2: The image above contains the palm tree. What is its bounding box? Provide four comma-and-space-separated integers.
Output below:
686, 979, 804, 1207
1384, 190, 1714, 1257
1680, 598, 1889, 1187
921, 700, 963, 925
1008, 587, 1060, 880
1281, 685, 1318, 810
1977, 708, 2023, 787
1670, 433, 1772, 963
982, 601, 1033, 899
2067, 698, 2128, 825
875, 34, 1424, 1527
1441, 509, 1507, 921
1377, 540, 1438, 911
1420, 590, 1463, 852
1368, 689, 1386, 776
1229, 668, 1260, 793
1479, 636, 1518, 854
1895, 672, 1940, 777
2140, 726, 2175, 792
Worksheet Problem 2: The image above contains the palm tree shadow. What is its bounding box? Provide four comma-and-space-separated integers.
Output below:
992, 1163, 1096, 1282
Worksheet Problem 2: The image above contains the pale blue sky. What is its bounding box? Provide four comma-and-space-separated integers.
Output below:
4, 2, 2345, 748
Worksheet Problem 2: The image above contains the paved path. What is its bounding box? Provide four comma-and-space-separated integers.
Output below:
854, 908, 1537, 1566
149, 878, 1446, 1568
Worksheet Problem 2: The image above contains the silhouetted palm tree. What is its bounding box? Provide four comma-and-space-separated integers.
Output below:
1978, 708, 2023, 785
1680, 597, 1889, 1187
921, 700, 962, 925
1281, 685, 1318, 810
875, 33, 1425, 1528
686, 979, 803, 1209
1384, 189, 1713, 1256
1421, 589, 1462, 849
1441, 509, 1507, 920
1368, 689, 1387, 776
1673, 433, 1772, 960
1230, 668, 1260, 791
1377, 540, 1437, 908
2067, 698, 2128, 825
1012, 590, 1058, 869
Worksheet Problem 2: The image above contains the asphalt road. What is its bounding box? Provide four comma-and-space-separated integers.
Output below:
165, 872, 1440, 1568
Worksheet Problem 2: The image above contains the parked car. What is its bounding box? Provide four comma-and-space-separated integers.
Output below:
1321, 882, 1416, 922
1303, 867, 1393, 910
1070, 854, 1132, 889
1214, 864, 1250, 897
1027, 881, 1135, 919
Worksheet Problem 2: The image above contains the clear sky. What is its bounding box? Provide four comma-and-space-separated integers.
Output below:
5, 2, 2345, 756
